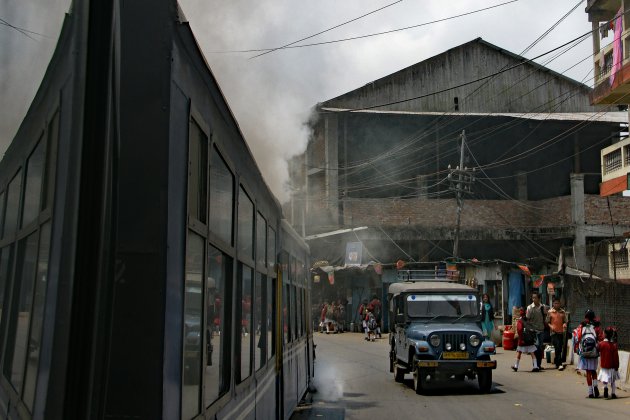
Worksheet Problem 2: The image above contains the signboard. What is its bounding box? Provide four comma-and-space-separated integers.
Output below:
345, 242, 363, 266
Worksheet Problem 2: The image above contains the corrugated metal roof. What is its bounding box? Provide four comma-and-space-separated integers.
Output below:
320, 107, 628, 123
388, 281, 476, 296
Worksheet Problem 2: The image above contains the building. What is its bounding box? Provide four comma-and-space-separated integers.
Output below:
289, 38, 630, 327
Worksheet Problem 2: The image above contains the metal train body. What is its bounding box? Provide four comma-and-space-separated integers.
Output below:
0, 2, 313, 419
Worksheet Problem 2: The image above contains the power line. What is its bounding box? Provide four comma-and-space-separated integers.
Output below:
249, 0, 403, 59
211, 0, 519, 54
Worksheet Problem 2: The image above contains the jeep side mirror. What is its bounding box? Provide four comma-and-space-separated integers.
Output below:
395, 313, 405, 324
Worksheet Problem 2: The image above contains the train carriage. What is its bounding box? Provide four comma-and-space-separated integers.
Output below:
0, 1, 312, 419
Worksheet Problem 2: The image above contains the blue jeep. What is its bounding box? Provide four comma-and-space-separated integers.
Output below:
388, 281, 497, 394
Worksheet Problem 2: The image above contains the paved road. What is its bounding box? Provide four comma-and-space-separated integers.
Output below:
292, 332, 630, 420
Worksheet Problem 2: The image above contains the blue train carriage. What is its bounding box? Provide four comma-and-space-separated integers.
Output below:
388, 281, 497, 394
278, 220, 312, 418
0, 1, 312, 419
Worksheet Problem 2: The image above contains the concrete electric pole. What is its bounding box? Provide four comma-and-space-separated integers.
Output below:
449, 130, 475, 259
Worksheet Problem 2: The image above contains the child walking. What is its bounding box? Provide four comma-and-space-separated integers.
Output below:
598, 327, 620, 400
577, 309, 603, 398
512, 308, 539, 372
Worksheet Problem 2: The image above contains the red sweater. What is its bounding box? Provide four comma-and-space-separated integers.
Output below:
516, 318, 528, 347
599, 340, 619, 369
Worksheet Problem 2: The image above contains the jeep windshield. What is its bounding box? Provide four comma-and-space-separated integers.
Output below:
406, 294, 478, 318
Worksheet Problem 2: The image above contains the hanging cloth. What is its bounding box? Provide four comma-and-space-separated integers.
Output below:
611, 7, 624, 86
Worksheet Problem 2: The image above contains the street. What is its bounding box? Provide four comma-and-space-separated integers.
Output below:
292, 332, 630, 420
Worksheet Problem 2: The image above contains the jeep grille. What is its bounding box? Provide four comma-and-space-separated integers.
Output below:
442, 333, 468, 350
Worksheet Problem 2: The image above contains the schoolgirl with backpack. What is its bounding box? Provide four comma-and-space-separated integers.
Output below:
511, 308, 540, 372
577, 309, 604, 398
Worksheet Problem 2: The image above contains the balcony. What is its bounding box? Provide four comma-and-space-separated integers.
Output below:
600, 137, 630, 195
587, 0, 630, 104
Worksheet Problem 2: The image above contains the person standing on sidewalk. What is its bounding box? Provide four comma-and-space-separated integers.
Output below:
480, 293, 496, 339
526, 291, 547, 369
545, 298, 568, 370
577, 309, 604, 398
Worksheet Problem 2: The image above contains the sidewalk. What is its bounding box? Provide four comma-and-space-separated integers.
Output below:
498, 343, 630, 392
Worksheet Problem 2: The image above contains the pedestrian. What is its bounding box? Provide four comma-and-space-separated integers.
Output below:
368, 295, 382, 338
511, 307, 540, 372
526, 291, 547, 369
358, 299, 369, 340
577, 309, 604, 398
480, 293, 495, 339
598, 327, 620, 400
545, 298, 568, 370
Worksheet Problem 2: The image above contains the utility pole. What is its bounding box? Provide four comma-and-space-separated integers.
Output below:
449, 130, 475, 259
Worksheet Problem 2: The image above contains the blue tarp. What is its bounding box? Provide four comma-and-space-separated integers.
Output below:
508, 270, 524, 311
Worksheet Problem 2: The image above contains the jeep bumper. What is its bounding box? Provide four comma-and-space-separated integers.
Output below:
416, 360, 497, 369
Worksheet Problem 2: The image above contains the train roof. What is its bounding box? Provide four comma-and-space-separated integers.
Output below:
388, 281, 477, 296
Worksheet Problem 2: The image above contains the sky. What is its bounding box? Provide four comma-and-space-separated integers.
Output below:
0, 0, 600, 202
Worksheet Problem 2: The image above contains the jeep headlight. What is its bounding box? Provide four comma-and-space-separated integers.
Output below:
445, 342, 452, 351
469, 335, 481, 347
429, 334, 440, 347
459, 342, 467, 351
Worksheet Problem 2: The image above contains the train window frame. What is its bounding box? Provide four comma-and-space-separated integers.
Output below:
236, 263, 253, 384
187, 115, 209, 231
21, 135, 46, 230
2, 169, 23, 241
0, 191, 5, 241
208, 144, 234, 250
40, 110, 59, 214
253, 271, 266, 373
256, 212, 266, 270
237, 186, 254, 267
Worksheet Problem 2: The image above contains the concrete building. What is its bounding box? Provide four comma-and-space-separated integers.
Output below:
290, 38, 630, 326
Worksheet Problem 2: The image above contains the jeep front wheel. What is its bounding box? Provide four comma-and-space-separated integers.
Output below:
477, 368, 492, 393
413, 365, 427, 394
393, 361, 405, 383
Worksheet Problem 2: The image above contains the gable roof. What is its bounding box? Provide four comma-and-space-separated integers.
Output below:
318, 38, 592, 112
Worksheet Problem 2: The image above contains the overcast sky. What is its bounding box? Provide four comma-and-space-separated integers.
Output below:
1, 0, 598, 201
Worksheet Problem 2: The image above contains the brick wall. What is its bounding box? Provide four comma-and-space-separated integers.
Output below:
339, 195, 630, 230
564, 277, 630, 350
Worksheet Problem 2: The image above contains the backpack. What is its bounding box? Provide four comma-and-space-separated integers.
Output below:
373, 303, 381, 321
367, 313, 377, 330
579, 324, 599, 358
522, 327, 536, 346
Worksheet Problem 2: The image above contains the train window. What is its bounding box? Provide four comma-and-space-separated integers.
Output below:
188, 119, 208, 226
254, 272, 265, 372
267, 276, 275, 361
237, 188, 254, 261
0, 192, 5, 236
290, 285, 297, 339
296, 286, 302, 338
22, 221, 51, 410
0, 245, 13, 328
21, 138, 45, 229
267, 227, 276, 269
41, 111, 59, 212
256, 213, 266, 268
3, 232, 38, 393
283, 284, 290, 343
3, 171, 22, 240
182, 232, 204, 420
209, 147, 233, 245
205, 245, 231, 408
237, 264, 253, 382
